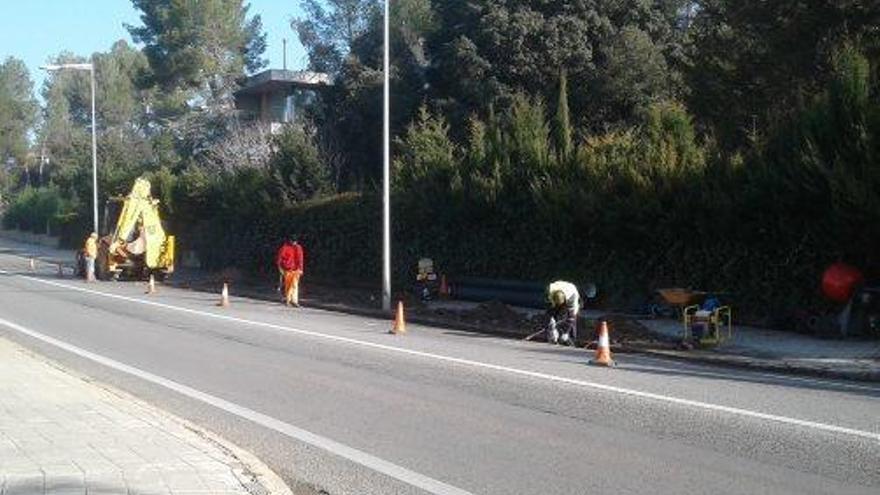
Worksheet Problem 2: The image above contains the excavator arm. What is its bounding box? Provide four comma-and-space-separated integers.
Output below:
102, 178, 174, 277
109, 179, 151, 251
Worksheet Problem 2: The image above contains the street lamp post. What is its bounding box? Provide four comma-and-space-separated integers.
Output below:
41, 63, 98, 235
382, 0, 391, 312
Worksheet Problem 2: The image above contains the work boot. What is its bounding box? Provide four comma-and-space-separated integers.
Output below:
559, 333, 573, 346
547, 327, 559, 345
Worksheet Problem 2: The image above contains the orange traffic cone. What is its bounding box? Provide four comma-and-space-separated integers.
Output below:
590, 320, 615, 367
218, 282, 230, 307
390, 301, 406, 335
146, 274, 156, 294
29, 258, 35, 271
439, 274, 450, 298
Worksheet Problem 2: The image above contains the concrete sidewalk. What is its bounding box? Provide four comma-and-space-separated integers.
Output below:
631, 317, 880, 381
0, 337, 290, 495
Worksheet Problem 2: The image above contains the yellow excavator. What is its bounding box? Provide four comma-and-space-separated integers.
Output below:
91, 178, 175, 280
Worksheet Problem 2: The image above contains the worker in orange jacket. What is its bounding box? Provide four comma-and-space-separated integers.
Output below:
276, 236, 305, 307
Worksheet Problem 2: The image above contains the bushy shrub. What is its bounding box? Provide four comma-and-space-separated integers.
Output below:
269, 125, 333, 205
2, 186, 71, 234
393, 107, 463, 224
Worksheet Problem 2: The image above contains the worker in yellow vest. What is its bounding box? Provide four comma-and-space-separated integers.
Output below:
83, 233, 98, 282
545, 280, 581, 345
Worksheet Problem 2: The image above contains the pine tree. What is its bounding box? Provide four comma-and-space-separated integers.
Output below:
553, 70, 573, 163
0, 57, 38, 165
128, 0, 266, 106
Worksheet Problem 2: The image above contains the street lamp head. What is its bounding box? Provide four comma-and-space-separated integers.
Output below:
40, 63, 93, 71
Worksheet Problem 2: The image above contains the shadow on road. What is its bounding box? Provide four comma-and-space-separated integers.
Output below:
517, 344, 880, 398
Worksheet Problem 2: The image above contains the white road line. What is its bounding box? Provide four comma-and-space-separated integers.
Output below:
0, 316, 474, 495
12, 255, 879, 395
3, 269, 880, 443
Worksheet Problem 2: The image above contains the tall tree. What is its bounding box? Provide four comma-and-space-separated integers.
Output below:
37, 52, 94, 205
40, 46, 157, 201
93, 40, 151, 131
294, 0, 437, 188
428, 0, 687, 130
553, 70, 573, 161
41, 47, 151, 142
293, 0, 381, 73
0, 57, 38, 166
687, 0, 880, 148
127, 0, 267, 108
595, 25, 675, 123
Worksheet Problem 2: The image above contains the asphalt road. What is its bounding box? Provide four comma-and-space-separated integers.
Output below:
0, 250, 878, 495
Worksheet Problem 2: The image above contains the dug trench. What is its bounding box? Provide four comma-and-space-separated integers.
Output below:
166, 266, 673, 352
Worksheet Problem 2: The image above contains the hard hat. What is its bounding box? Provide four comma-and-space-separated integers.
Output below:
89, 232, 98, 238
551, 290, 566, 307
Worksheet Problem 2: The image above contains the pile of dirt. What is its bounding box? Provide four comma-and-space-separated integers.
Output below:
303, 284, 381, 308
457, 301, 533, 328
580, 315, 673, 347
431, 300, 670, 344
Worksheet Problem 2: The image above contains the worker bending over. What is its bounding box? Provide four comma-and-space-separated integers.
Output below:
276, 236, 305, 307
545, 280, 580, 345
83, 233, 98, 282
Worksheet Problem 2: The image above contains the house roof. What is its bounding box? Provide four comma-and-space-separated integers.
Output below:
234, 69, 333, 97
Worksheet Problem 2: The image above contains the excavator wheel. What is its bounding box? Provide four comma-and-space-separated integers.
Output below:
94, 256, 107, 281
95, 248, 113, 281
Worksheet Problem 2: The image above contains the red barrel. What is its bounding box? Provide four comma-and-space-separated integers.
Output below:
821, 263, 864, 303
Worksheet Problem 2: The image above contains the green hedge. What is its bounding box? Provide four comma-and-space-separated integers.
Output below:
190, 192, 382, 283
2, 187, 68, 235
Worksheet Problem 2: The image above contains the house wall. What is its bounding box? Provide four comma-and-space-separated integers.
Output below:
236, 89, 321, 124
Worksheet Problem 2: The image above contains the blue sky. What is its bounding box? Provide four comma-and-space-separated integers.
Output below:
0, 0, 309, 101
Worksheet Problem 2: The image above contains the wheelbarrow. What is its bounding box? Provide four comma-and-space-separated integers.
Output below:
654, 288, 708, 318
656, 288, 733, 347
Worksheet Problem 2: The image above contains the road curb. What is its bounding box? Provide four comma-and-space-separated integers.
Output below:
621, 346, 880, 383
183, 423, 294, 495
